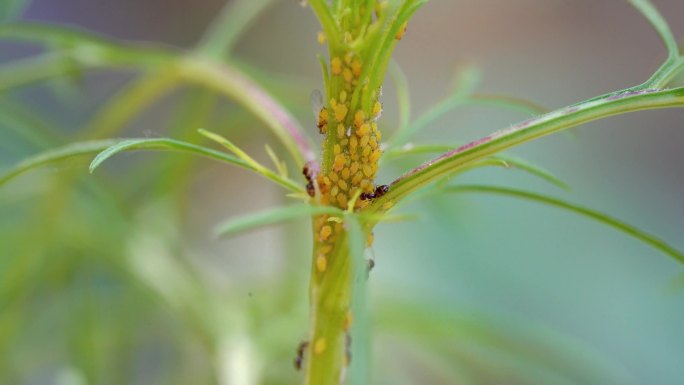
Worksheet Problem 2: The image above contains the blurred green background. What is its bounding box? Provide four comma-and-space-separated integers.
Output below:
1, 1, 683, 384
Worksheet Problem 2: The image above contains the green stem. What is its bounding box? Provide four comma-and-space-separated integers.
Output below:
306, 225, 352, 385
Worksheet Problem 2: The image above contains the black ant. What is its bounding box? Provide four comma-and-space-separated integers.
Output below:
302, 163, 317, 197
294, 340, 309, 371
360, 184, 389, 201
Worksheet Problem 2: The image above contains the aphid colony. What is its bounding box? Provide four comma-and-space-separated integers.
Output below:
301, 12, 408, 369
308, 54, 385, 209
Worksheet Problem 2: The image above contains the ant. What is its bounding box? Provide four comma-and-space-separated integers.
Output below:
294, 341, 309, 371
302, 163, 317, 197
360, 184, 389, 201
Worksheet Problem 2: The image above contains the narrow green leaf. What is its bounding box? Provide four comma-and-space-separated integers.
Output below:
198, 129, 305, 193
215, 204, 344, 238
0, 138, 255, 187
0, 139, 118, 186
483, 155, 570, 191
264, 144, 288, 178
364, 0, 428, 108
384, 145, 569, 191
444, 185, 684, 264
367, 86, 684, 214
345, 213, 369, 385
89, 138, 248, 174
308, 0, 341, 50
628, 0, 679, 60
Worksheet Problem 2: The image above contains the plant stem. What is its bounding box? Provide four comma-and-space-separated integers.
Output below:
306, 225, 353, 384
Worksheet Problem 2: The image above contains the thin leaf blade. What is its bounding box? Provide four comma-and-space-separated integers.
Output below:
628, 0, 679, 59
88, 138, 249, 173
445, 185, 684, 264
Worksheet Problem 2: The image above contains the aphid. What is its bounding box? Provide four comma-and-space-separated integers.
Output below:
310, 90, 327, 134
360, 184, 390, 201
395, 22, 408, 40
294, 341, 309, 371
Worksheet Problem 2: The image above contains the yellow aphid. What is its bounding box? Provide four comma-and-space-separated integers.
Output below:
362, 146, 372, 157
395, 22, 408, 40
314, 338, 327, 355
343, 68, 353, 83
369, 136, 378, 149
334, 144, 341, 155
338, 180, 349, 191
331, 57, 342, 75
317, 108, 328, 130
317, 31, 327, 44
337, 193, 348, 207
340, 138, 349, 146
329, 172, 339, 182
337, 124, 345, 139
370, 149, 382, 163
362, 164, 374, 178
350, 135, 358, 150
376, 130, 382, 141
382, 201, 394, 210
334, 104, 348, 121
357, 123, 370, 137
372, 101, 383, 118
351, 59, 363, 77
360, 179, 372, 191
341, 168, 350, 179
350, 162, 360, 175
316, 255, 328, 272
360, 135, 370, 148
322, 176, 331, 188
344, 52, 354, 65
320, 225, 332, 241
330, 185, 340, 198
333, 154, 346, 171
352, 172, 363, 185
354, 110, 365, 128
339, 90, 348, 103
344, 312, 353, 331
351, 151, 359, 161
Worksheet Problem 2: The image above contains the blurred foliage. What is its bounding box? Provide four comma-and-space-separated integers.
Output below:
1, 0, 683, 384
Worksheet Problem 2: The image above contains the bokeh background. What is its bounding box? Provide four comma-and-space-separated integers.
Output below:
1, 0, 683, 384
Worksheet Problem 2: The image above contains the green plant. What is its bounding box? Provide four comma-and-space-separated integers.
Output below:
1, 0, 683, 384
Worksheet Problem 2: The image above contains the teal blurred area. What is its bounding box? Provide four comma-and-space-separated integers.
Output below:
1, 0, 683, 384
